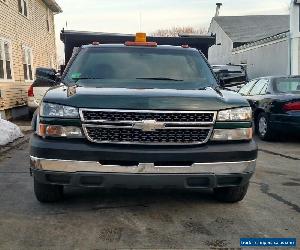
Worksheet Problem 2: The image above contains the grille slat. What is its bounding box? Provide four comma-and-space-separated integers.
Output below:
82, 110, 215, 123
85, 127, 211, 144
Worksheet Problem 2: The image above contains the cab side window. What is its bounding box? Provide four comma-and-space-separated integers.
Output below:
249, 79, 269, 96
239, 80, 257, 96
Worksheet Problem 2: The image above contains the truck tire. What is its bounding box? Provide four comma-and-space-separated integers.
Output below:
214, 182, 249, 203
34, 178, 64, 203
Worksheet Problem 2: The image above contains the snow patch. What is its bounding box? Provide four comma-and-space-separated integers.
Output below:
0, 119, 24, 146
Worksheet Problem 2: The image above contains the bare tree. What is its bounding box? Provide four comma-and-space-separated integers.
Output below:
151, 26, 207, 37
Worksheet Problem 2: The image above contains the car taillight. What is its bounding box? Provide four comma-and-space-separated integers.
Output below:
28, 85, 34, 97
283, 101, 300, 111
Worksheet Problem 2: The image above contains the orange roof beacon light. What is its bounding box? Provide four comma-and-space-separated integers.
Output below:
125, 33, 158, 47
135, 32, 147, 42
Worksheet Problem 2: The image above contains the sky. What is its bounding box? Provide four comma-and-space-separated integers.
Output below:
54, 0, 291, 61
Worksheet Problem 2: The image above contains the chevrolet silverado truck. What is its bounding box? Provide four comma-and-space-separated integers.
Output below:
30, 33, 257, 203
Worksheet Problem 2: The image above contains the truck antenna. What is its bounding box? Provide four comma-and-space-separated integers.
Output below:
139, 11, 142, 32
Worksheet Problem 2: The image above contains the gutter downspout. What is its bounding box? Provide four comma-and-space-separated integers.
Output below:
290, 0, 300, 75
289, 31, 292, 75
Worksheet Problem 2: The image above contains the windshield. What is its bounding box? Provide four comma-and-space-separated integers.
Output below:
63, 47, 217, 89
273, 78, 300, 94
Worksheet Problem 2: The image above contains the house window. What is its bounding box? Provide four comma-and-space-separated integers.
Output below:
18, 0, 28, 17
23, 47, 33, 81
0, 39, 13, 80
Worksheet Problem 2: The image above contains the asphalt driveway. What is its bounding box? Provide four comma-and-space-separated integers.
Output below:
0, 136, 299, 249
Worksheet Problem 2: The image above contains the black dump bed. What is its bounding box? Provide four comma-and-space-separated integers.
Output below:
60, 30, 216, 64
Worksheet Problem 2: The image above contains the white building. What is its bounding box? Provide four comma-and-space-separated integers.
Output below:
208, 1, 300, 79
208, 15, 289, 79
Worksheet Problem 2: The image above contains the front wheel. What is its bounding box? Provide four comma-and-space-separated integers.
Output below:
34, 178, 64, 203
255, 112, 275, 141
214, 182, 249, 203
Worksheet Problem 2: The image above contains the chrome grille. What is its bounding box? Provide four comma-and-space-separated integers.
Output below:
81, 109, 215, 123
84, 126, 211, 144
80, 109, 216, 145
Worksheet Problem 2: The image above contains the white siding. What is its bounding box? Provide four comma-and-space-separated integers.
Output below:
232, 39, 289, 79
208, 19, 233, 65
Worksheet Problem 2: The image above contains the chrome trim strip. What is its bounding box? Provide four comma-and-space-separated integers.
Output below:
30, 156, 256, 174
81, 124, 213, 145
83, 124, 212, 130
79, 108, 217, 125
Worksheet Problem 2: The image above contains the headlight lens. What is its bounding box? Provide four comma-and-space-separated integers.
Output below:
40, 102, 79, 118
38, 124, 83, 138
217, 107, 252, 121
211, 128, 253, 141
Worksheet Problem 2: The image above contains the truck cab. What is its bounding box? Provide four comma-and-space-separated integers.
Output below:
30, 33, 257, 203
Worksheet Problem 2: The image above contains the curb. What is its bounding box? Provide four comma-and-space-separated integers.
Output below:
0, 132, 32, 156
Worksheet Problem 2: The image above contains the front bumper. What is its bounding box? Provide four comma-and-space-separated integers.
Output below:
28, 97, 39, 110
30, 156, 256, 174
30, 134, 257, 189
32, 169, 253, 189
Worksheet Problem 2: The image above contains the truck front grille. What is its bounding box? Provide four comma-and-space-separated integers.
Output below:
84, 126, 211, 144
80, 109, 216, 145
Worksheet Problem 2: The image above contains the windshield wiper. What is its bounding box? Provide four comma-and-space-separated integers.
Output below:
136, 77, 183, 82
72, 77, 104, 83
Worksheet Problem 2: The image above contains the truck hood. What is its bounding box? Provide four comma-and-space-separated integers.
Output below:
43, 85, 249, 111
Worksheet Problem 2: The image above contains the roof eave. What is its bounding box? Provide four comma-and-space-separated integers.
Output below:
232, 31, 289, 52
43, 0, 62, 14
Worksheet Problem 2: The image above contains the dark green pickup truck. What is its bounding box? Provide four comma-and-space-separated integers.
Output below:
30, 34, 257, 203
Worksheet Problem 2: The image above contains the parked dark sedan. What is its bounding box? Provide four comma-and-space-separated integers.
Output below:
238, 76, 300, 140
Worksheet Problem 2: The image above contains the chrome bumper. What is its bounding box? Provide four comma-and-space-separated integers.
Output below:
30, 156, 256, 174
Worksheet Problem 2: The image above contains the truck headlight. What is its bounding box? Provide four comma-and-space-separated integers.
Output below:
211, 128, 253, 141
38, 124, 83, 138
217, 107, 252, 121
40, 102, 79, 118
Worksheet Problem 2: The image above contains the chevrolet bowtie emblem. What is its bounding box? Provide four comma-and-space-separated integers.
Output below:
133, 120, 165, 132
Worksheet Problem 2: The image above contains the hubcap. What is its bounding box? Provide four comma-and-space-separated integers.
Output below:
259, 116, 267, 137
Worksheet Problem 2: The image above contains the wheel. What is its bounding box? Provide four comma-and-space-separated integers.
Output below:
214, 182, 249, 203
34, 178, 64, 203
255, 112, 274, 141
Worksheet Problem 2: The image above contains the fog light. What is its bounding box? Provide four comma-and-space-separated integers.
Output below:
211, 128, 253, 141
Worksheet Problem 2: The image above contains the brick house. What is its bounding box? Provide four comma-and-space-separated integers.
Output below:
0, 0, 62, 119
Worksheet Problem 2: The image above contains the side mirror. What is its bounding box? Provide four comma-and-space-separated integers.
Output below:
35, 67, 58, 86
